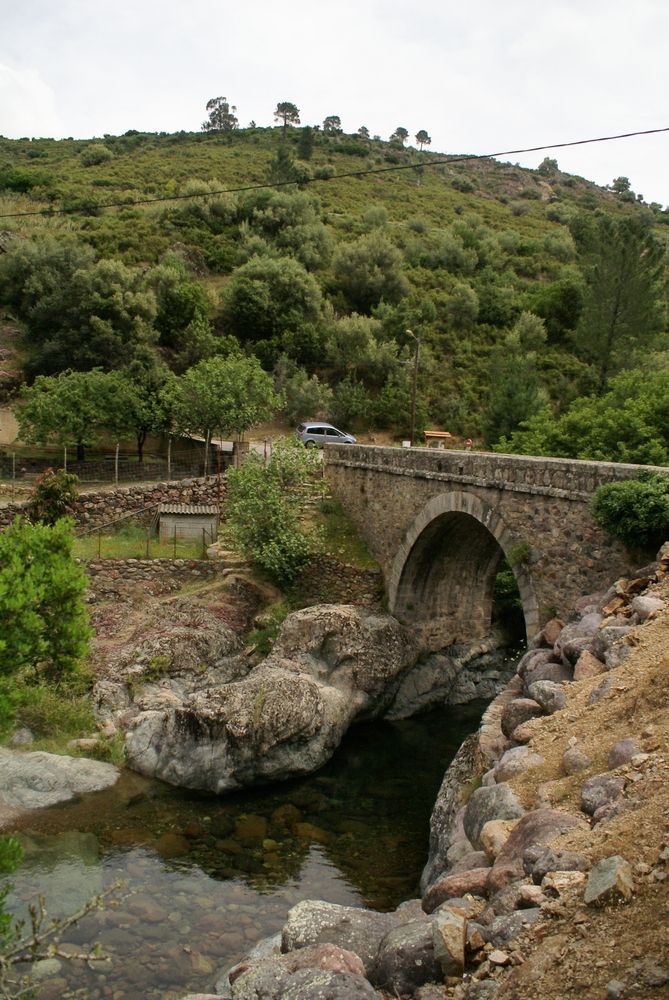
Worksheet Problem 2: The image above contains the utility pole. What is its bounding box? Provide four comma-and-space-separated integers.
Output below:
407, 329, 420, 447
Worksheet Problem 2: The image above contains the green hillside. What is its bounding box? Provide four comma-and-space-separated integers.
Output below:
0, 124, 667, 453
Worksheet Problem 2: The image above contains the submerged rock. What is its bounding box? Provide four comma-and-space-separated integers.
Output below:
0, 748, 119, 811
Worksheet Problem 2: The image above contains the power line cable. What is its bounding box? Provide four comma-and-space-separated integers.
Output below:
0, 125, 666, 220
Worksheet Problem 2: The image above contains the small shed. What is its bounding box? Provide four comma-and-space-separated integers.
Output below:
158, 503, 219, 544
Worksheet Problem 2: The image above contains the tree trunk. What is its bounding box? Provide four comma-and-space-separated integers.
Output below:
76, 442, 85, 461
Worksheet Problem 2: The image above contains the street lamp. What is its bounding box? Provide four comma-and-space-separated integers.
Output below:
406, 329, 420, 447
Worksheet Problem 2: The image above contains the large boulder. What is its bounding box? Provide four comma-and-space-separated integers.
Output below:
125, 606, 416, 793
0, 748, 119, 811
487, 809, 586, 892
281, 900, 396, 975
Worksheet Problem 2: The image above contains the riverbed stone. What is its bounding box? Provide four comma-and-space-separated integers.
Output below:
527, 680, 566, 715
523, 659, 573, 692
631, 595, 664, 621
422, 869, 491, 914
523, 846, 591, 884
488, 809, 586, 893
463, 784, 525, 850
494, 746, 545, 783
0, 748, 120, 810
573, 650, 606, 681
500, 698, 544, 738
448, 850, 491, 874
479, 819, 520, 860
373, 920, 442, 994
562, 745, 592, 775
281, 900, 395, 975
432, 906, 466, 975
278, 968, 380, 998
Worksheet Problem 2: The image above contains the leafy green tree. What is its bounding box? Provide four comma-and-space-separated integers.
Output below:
241, 190, 331, 270
590, 472, 669, 550
482, 312, 548, 445
373, 369, 429, 437
166, 354, 280, 471
323, 115, 342, 135
0, 239, 158, 376
331, 233, 410, 313
357, 125, 370, 140
27, 470, 79, 526
0, 518, 91, 683
537, 156, 558, 175
202, 96, 238, 132
225, 439, 320, 584
499, 367, 669, 465
147, 258, 216, 368
280, 367, 333, 424
325, 313, 398, 385
330, 375, 372, 429
274, 102, 300, 134
610, 176, 631, 193
415, 130, 431, 150
297, 126, 315, 160
17, 369, 119, 460
391, 127, 409, 145
572, 214, 666, 391
222, 255, 324, 361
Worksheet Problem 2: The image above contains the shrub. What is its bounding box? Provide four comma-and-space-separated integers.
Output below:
590, 472, 669, 550
80, 143, 114, 166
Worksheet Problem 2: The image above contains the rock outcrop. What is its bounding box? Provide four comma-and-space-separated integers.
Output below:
125, 605, 417, 792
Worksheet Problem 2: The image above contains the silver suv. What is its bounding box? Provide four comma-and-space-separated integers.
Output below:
296, 422, 356, 447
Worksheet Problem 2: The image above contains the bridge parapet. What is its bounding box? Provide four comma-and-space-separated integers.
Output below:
326, 444, 664, 499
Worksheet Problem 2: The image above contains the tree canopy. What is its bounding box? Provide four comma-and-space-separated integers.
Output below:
202, 96, 239, 132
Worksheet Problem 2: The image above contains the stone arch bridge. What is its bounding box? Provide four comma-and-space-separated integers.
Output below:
325, 445, 661, 651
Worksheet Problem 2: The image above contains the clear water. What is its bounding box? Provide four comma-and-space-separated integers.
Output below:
6, 702, 486, 999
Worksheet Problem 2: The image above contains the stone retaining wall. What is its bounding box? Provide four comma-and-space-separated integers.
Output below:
0, 477, 226, 530
84, 557, 227, 598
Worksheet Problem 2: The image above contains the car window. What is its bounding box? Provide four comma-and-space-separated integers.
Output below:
326, 429, 343, 437
310, 426, 326, 435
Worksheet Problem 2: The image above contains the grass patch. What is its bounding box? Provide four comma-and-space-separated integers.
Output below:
13, 683, 96, 753
75, 522, 206, 560
309, 497, 379, 570
246, 600, 292, 656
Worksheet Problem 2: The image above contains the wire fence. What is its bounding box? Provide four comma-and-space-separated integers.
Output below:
0, 445, 229, 484
75, 503, 218, 561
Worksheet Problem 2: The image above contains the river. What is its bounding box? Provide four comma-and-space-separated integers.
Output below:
6, 702, 486, 999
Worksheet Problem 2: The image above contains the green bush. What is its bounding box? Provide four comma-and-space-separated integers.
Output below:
80, 143, 114, 166
590, 472, 669, 550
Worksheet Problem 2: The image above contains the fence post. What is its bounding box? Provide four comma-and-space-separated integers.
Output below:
115, 443, 119, 484
173, 526, 177, 558
167, 437, 172, 482
11, 452, 15, 480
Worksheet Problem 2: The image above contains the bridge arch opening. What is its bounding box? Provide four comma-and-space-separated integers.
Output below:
388, 492, 539, 651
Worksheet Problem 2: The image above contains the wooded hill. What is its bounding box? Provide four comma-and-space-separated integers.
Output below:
0, 123, 667, 458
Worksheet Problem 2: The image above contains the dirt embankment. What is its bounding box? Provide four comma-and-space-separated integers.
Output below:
454, 572, 669, 1000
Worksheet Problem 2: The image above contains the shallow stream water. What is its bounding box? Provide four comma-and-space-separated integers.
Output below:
7, 702, 486, 999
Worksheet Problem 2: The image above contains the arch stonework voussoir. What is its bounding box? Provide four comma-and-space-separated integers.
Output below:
388, 490, 540, 647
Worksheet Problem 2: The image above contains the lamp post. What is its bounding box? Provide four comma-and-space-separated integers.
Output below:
406, 329, 420, 447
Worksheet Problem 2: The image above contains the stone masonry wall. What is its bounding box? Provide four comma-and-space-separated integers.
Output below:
84, 557, 227, 599
0, 477, 226, 530
325, 445, 663, 634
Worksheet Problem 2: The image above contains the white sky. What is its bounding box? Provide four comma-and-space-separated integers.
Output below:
1, 0, 668, 206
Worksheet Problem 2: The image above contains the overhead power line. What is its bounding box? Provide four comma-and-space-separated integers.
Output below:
0, 125, 666, 221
